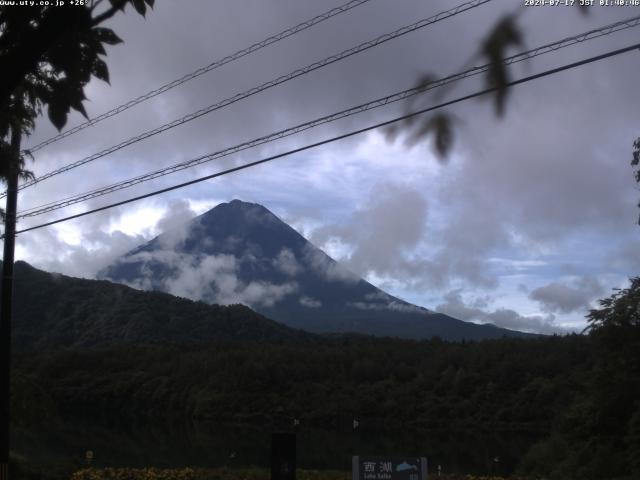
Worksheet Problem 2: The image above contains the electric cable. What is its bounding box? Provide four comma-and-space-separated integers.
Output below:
12, 41, 640, 237
11, 0, 492, 196
17, 14, 640, 219
25, 0, 375, 153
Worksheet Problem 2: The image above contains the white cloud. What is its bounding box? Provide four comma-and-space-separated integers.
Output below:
110, 248, 298, 309
303, 244, 359, 284
299, 296, 322, 308
310, 182, 432, 285
347, 298, 426, 314
234, 280, 298, 308
163, 253, 238, 302
156, 199, 197, 250
106, 205, 165, 238
273, 248, 303, 276
15, 222, 148, 279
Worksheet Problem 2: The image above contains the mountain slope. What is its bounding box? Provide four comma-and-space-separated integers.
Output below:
9, 261, 312, 351
100, 199, 532, 340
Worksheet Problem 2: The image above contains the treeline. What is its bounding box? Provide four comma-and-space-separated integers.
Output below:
11, 317, 640, 479
518, 279, 640, 480
12, 334, 590, 432
10, 261, 314, 351
8, 262, 640, 478
7, 332, 604, 479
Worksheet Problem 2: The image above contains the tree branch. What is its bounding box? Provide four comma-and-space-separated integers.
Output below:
90, 0, 107, 12
91, 0, 129, 26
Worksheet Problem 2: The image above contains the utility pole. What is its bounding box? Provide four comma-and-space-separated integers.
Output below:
0, 126, 20, 480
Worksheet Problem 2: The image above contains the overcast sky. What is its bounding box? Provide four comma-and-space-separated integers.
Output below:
11, 0, 640, 333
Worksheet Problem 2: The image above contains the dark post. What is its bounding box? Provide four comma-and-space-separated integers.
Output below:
271, 432, 296, 480
0, 127, 20, 480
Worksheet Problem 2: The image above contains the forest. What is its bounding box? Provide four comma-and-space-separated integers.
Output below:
9, 278, 640, 479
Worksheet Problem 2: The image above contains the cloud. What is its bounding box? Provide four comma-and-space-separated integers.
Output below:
156, 199, 197, 250
608, 238, 640, 272
299, 296, 322, 308
118, 273, 155, 292
13, 1, 639, 332
484, 308, 560, 336
307, 180, 515, 291
344, 183, 428, 274
303, 244, 359, 284
15, 221, 147, 279
435, 290, 487, 322
348, 299, 427, 314
162, 253, 238, 302
364, 291, 392, 301
387, 300, 429, 313
233, 280, 298, 308
436, 289, 566, 334
273, 248, 303, 276
111, 248, 298, 308
310, 182, 432, 283
529, 276, 605, 314
156, 199, 196, 232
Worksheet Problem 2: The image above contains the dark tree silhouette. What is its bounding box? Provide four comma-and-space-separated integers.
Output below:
633, 138, 640, 224
0, 2, 155, 478
0, 0, 155, 178
587, 277, 640, 331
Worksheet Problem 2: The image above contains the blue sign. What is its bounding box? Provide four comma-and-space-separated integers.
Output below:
352, 457, 427, 480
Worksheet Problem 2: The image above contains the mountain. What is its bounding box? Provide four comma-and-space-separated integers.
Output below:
9, 260, 313, 351
100, 199, 531, 340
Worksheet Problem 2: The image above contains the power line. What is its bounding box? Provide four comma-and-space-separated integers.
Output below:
12, 42, 640, 237
11, 0, 492, 195
25, 0, 375, 154
17, 14, 640, 219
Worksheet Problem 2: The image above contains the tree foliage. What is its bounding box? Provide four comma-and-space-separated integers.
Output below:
13, 335, 591, 436
0, 0, 154, 179
392, 5, 587, 159
586, 277, 640, 331
519, 278, 640, 479
7, 263, 640, 479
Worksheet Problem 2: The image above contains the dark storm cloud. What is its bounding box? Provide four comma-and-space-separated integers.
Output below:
21, 1, 638, 230
25, 1, 637, 180
529, 276, 605, 314
21, 0, 515, 199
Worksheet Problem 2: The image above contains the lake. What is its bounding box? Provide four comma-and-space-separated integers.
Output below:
12, 417, 539, 477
